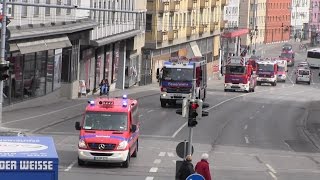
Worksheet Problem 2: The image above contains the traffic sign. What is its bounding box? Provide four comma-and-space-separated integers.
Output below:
186, 173, 205, 180
176, 141, 194, 159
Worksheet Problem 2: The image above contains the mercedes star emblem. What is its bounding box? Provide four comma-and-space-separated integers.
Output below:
98, 144, 105, 150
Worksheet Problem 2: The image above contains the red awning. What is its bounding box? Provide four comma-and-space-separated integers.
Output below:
221, 29, 249, 38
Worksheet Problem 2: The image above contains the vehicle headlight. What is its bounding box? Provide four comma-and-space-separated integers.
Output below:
162, 93, 167, 97
78, 139, 87, 149
117, 141, 128, 150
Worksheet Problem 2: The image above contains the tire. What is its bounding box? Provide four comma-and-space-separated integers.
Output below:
296, 81, 299, 84
132, 140, 138, 158
122, 153, 130, 168
308, 81, 311, 85
202, 89, 206, 101
160, 100, 166, 108
251, 88, 255, 92
257, 82, 261, 86
224, 89, 228, 92
78, 157, 85, 166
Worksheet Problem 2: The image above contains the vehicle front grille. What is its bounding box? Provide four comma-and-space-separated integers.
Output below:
88, 143, 116, 151
166, 87, 191, 93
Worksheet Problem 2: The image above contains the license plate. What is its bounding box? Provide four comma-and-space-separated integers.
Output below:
261, 79, 267, 81
94, 157, 108, 161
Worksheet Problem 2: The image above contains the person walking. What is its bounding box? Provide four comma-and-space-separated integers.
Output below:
176, 155, 195, 180
195, 153, 212, 180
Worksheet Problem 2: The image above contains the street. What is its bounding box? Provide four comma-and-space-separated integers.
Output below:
3, 42, 320, 180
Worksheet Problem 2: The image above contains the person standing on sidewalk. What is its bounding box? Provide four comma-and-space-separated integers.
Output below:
177, 155, 195, 180
195, 153, 212, 180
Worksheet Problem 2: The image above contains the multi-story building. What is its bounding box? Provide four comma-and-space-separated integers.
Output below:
224, 0, 239, 28
265, 0, 291, 43
310, 0, 320, 45
144, 0, 227, 82
5, 0, 146, 106
290, 0, 310, 39
238, 0, 266, 48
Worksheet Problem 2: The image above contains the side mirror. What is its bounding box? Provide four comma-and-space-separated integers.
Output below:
131, 124, 137, 133
75, 122, 81, 130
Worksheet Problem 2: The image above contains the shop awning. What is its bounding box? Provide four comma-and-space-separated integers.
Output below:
189, 41, 202, 57
44, 36, 72, 50
16, 39, 48, 54
14, 36, 72, 54
221, 28, 249, 38
90, 29, 142, 47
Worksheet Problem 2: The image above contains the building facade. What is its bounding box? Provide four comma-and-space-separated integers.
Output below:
238, 0, 266, 49
265, 0, 291, 43
145, 0, 227, 83
223, 0, 239, 28
4, 0, 146, 106
310, 0, 320, 45
290, 0, 310, 39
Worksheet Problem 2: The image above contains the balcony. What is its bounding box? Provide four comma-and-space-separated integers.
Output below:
188, 0, 196, 11
221, 0, 227, 6
157, 30, 167, 43
210, 23, 215, 32
168, 30, 174, 41
186, 26, 192, 37
220, 21, 226, 29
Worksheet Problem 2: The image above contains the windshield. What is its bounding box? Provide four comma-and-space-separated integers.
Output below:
298, 70, 310, 75
278, 66, 285, 72
258, 64, 274, 72
280, 53, 293, 59
282, 46, 292, 51
83, 112, 128, 131
162, 68, 193, 81
226, 66, 246, 74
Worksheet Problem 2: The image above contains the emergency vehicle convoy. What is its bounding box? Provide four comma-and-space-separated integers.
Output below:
75, 95, 139, 168
157, 56, 207, 107
224, 56, 256, 93
275, 59, 288, 82
256, 58, 278, 86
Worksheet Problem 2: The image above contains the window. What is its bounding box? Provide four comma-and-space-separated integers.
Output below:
67, 0, 72, 15
34, 0, 40, 17
56, 0, 61, 16
45, 0, 50, 16
84, 112, 128, 131
146, 14, 152, 31
21, 0, 27, 18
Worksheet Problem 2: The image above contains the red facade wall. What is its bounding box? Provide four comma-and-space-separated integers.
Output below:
265, 0, 291, 43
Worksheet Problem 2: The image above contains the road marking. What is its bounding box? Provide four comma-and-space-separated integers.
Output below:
249, 116, 254, 119
139, 115, 143, 117
64, 160, 77, 172
145, 177, 154, 180
262, 105, 264, 108
268, 172, 278, 180
266, 163, 277, 174
147, 109, 154, 113
244, 125, 248, 130
159, 152, 166, 157
244, 136, 250, 144
2, 102, 85, 125
256, 110, 260, 113
171, 84, 296, 138
149, 167, 158, 173
153, 159, 161, 164
167, 152, 174, 157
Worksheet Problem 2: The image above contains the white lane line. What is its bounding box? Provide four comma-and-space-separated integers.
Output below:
244, 136, 250, 144
249, 116, 254, 119
153, 159, 161, 164
244, 125, 248, 130
139, 114, 143, 117
171, 84, 295, 138
167, 152, 174, 157
266, 163, 277, 174
147, 109, 154, 113
159, 152, 166, 157
145, 177, 154, 180
256, 110, 260, 113
2, 102, 85, 125
64, 160, 77, 172
268, 172, 278, 180
149, 167, 158, 173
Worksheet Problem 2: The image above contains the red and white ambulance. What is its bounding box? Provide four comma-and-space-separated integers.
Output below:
75, 95, 139, 168
275, 59, 288, 82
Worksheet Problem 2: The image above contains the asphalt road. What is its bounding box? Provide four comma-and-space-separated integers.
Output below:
3, 41, 320, 180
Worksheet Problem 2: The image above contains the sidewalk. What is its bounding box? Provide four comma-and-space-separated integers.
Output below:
305, 101, 320, 150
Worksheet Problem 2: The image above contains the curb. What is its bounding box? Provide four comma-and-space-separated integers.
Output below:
301, 107, 320, 150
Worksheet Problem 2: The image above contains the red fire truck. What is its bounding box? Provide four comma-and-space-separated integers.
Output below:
224, 56, 256, 93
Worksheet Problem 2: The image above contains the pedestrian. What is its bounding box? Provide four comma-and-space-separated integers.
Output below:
195, 153, 212, 180
176, 155, 195, 180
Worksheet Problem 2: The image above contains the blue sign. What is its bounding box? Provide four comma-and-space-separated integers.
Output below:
0, 136, 59, 180
162, 80, 192, 88
186, 173, 205, 180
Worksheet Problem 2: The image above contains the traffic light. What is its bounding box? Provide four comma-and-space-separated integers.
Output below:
0, 61, 10, 81
188, 99, 202, 127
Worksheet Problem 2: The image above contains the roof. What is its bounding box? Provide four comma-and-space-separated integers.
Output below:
86, 97, 137, 113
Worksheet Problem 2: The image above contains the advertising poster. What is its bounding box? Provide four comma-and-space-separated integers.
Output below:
53, 49, 62, 90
